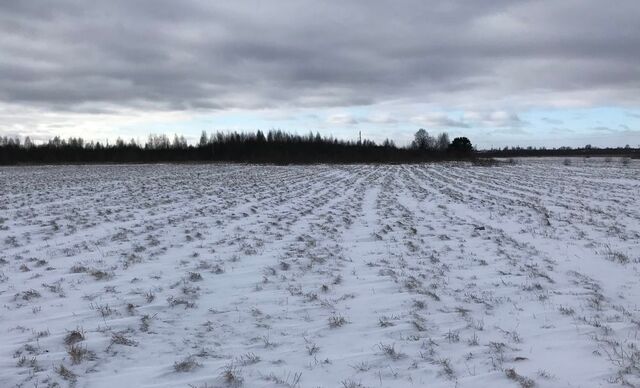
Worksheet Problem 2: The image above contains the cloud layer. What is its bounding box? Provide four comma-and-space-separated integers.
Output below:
1, 1, 639, 145
3, 1, 640, 111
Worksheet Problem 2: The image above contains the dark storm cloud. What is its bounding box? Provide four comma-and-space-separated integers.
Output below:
1, 0, 639, 112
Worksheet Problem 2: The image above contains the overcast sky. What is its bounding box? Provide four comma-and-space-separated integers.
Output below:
1, 1, 640, 148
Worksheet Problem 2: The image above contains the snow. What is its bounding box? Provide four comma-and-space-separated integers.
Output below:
1, 158, 639, 387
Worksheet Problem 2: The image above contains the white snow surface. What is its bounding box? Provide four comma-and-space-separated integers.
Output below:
1, 158, 639, 388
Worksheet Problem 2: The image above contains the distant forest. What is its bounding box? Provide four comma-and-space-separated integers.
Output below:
1, 129, 637, 165
0, 129, 473, 165
480, 144, 640, 158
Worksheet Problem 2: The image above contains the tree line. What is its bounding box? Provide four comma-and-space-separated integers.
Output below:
0, 129, 474, 165
479, 144, 640, 158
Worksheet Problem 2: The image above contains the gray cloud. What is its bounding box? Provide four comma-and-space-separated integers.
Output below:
410, 113, 469, 128
327, 113, 358, 125
407, 110, 527, 130
362, 114, 398, 125
1, 1, 640, 115
462, 111, 526, 128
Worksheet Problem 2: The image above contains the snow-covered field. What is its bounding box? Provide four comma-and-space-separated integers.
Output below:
1, 159, 639, 388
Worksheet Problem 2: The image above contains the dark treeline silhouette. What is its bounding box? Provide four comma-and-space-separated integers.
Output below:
479, 144, 640, 159
0, 129, 475, 165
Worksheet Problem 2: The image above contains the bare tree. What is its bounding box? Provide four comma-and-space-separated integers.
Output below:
412, 129, 435, 150
198, 131, 208, 147
437, 132, 450, 151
